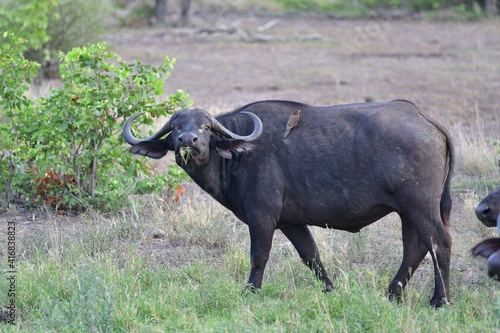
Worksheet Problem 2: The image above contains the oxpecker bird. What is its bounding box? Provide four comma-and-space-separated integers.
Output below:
283, 109, 301, 138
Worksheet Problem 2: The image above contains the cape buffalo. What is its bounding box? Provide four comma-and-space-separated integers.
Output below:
472, 187, 500, 280
123, 99, 454, 307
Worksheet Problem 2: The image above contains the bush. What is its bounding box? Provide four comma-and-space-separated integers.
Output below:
0, 0, 54, 52
0, 0, 111, 78
0, 36, 192, 212
0, 33, 41, 209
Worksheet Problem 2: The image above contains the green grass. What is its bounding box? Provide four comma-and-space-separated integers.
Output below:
1, 201, 499, 332
2, 249, 499, 332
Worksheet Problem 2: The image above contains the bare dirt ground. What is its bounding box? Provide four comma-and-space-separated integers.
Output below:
107, 14, 500, 134
2, 14, 500, 277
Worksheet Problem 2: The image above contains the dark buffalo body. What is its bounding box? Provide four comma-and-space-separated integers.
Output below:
123, 99, 454, 307
472, 187, 500, 280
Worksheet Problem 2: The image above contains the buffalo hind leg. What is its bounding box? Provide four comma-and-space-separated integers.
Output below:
415, 214, 451, 308
280, 224, 333, 291
387, 216, 428, 302
427, 222, 452, 307
390, 213, 452, 307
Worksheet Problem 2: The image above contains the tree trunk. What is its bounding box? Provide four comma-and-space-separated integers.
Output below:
486, 0, 498, 16
179, 0, 192, 26
155, 0, 168, 26
478, 0, 498, 15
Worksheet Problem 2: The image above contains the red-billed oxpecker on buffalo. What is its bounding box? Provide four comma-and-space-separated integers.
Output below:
472, 187, 500, 280
123, 99, 454, 308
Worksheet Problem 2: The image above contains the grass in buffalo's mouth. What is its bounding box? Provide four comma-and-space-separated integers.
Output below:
179, 146, 194, 164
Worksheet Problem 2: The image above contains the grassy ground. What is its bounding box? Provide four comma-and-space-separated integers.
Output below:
1, 182, 499, 332
1, 6, 500, 333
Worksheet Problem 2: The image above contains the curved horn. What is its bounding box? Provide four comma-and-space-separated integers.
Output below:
122, 112, 173, 145
497, 214, 500, 236
211, 111, 263, 141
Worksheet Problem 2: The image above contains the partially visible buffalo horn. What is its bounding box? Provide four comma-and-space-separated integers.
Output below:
210, 111, 263, 141
122, 112, 173, 145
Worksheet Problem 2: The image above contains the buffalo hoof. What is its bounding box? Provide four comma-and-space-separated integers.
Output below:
430, 296, 449, 308
323, 284, 333, 293
242, 284, 259, 296
387, 293, 402, 304
386, 283, 403, 303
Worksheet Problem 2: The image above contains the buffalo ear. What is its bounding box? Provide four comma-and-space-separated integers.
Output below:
215, 147, 233, 159
129, 140, 172, 159
214, 139, 254, 159
472, 238, 500, 258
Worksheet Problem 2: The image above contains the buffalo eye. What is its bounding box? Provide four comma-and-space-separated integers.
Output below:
204, 125, 210, 131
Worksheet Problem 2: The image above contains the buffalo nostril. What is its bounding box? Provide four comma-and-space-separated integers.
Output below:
481, 207, 491, 217
475, 204, 490, 219
178, 133, 198, 145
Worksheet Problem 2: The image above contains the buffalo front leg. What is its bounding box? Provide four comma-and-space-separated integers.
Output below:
246, 221, 275, 292
280, 224, 333, 292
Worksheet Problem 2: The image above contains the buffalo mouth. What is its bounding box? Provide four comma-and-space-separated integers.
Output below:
481, 218, 498, 228
477, 213, 498, 228
175, 145, 201, 165
475, 203, 498, 227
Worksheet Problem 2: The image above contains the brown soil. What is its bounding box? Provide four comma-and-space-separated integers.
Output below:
107, 15, 500, 135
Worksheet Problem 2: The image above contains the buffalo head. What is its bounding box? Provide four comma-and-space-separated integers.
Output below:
472, 187, 500, 280
475, 187, 500, 227
122, 108, 263, 167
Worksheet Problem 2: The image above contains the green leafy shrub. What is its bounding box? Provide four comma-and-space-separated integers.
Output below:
0, 33, 41, 206
0, 36, 191, 212
0, 0, 54, 52
409, 0, 444, 10
115, 1, 156, 27
0, 0, 111, 78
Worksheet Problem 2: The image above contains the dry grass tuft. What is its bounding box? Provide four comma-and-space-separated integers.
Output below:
451, 122, 498, 177
136, 185, 247, 249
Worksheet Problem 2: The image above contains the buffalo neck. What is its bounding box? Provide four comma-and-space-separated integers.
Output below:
181, 150, 234, 211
